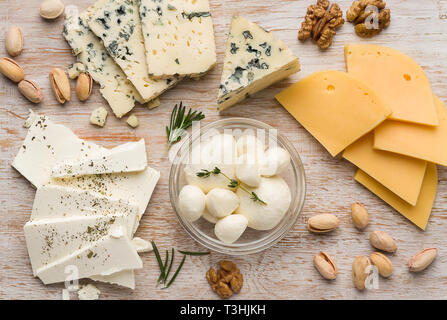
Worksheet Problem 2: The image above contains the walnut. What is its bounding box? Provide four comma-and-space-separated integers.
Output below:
298, 0, 344, 50
206, 260, 243, 299
347, 0, 391, 38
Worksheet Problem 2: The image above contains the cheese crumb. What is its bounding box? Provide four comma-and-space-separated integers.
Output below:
62, 289, 70, 300
132, 237, 153, 253
90, 107, 108, 127
67, 62, 86, 79
146, 97, 160, 109
23, 109, 37, 128
78, 284, 100, 300
127, 114, 139, 128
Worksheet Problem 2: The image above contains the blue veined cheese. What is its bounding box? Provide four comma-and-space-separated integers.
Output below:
88, 0, 179, 101
51, 139, 147, 178
217, 16, 300, 112
63, 1, 144, 118
138, 0, 216, 79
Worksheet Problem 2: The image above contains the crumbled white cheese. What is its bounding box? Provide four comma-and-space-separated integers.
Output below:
146, 98, 160, 110
77, 284, 100, 300
62, 289, 70, 300
67, 62, 86, 79
23, 110, 37, 128
132, 237, 153, 253
90, 107, 108, 127
126, 115, 139, 128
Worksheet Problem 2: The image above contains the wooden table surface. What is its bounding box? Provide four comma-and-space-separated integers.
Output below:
1, 0, 447, 300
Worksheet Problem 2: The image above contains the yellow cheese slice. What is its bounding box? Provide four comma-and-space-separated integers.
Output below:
345, 44, 438, 126
275, 70, 391, 157
374, 96, 447, 167
354, 163, 438, 230
343, 133, 427, 205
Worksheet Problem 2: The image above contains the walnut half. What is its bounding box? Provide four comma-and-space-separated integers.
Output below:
347, 0, 391, 38
298, 0, 345, 50
206, 260, 244, 299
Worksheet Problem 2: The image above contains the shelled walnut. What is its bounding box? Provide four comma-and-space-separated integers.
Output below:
206, 260, 243, 299
298, 0, 345, 50
346, 0, 391, 38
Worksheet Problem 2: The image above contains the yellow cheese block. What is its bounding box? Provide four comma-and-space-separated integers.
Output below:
374, 96, 447, 167
354, 163, 438, 230
343, 133, 427, 205
275, 70, 391, 157
345, 44, 438, 126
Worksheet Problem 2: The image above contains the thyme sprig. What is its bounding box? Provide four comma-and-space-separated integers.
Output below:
166, 102, 205, 146
196, 167, 267, 206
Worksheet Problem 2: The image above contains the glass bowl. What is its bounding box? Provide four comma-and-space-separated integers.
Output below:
169, 118, 306, 255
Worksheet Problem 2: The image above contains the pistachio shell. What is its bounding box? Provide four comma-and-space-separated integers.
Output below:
40, 0, 65, 20
351, 202, 369, 230
313, 252, 337, 280
76, 72, 92, 101
18, 80, 43, 104
370, 252, 393, 278
0, 57, 24, 82
352, 256, 371, 290
5, 26, 23, 57
49, 68, 70, 104
369, 230, 397, 253
408, 248, 437, 272
307, 214, 339, 233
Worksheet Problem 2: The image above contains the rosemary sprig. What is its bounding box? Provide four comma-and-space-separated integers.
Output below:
178, 250, 210, 256
166, 102, 205, 146
164, 248, 175, 284
164, 255, 186, 289
196, 167, 267, 205
151, 241, 165, 284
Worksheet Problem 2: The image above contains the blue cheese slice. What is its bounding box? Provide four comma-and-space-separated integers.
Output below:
63, 1, 144, 118
217, 16, 300, 112
138, 0, 216, 78
88, 0, 178, 101
51, 139, 147, 178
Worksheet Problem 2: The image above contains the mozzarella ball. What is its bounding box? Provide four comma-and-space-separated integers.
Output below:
202, 208, 219, 224
235, 155, 261, 187
206, 188, 240, 218
236, 134, 265, 160
214, 214, 248, 244
178, 185, 205, 222
259, 147, 290, 177
184, 134, 236, 193
236, 176, 291, 230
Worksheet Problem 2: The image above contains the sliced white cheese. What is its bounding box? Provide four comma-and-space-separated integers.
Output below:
78, 284, 101, 300
30, 185, 140, 234
131, 237, 153, 253
217, 16, 300, 112
90, 270, 135, 289
139, 0, 216, 78
88, 0, 179, 101
12, 113, 104, 188
24, 214, 132, 275
36, 230, 142, 285
63, 1, 144, 118
52, 139, 147, 178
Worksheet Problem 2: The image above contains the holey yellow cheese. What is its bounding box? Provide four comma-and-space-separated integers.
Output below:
355, 163, 438, 230
275, 70, 391, 157
343, 133, 427, 205
374, 96, 447, 167
345, 44, 438, 126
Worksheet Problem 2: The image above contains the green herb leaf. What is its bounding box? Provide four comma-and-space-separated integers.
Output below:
166, 102, 205, 146
164, 248, 175, 284
178, 250, 210, 256
157, 250, 169, 284
164, 254, 186, 289
151, 241, 165, 284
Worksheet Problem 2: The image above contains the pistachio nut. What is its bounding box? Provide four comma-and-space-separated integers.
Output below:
0, 57, 24, 82
18, 80, 43, 104
76, 72, 93, 101
40, 0, 65, 20
313, 252, 337, 280
370, 252, 393, 278
307, 214, 339, 233
5, 26, 23, 57
369, 230, 397, 253
351, 202, 369, 230
49, 68, 70, 104
352, 256, 371, 290
408, 248, 437, 272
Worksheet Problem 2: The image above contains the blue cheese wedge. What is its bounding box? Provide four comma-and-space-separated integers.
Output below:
63, 2, 144, 118
88, 0, 178, 101
217, 16, 300, 112
35, 228, 142, 285
51, 139, 147, 178
138, 0, 216, 78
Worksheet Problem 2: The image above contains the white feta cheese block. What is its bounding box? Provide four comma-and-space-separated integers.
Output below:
138, 0, 216, 79
217, 16, 300, 112
63, 1, 145, 118
88, 0, 179, 101
77, 284, 101, 300
36, 229, 142, 285
52, 139, 147, 178
90, 270, 135, 289
24, 214, 131, 275
30, 185, 140, 235
12, 113, 103, 188
131, 237, 153, 253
